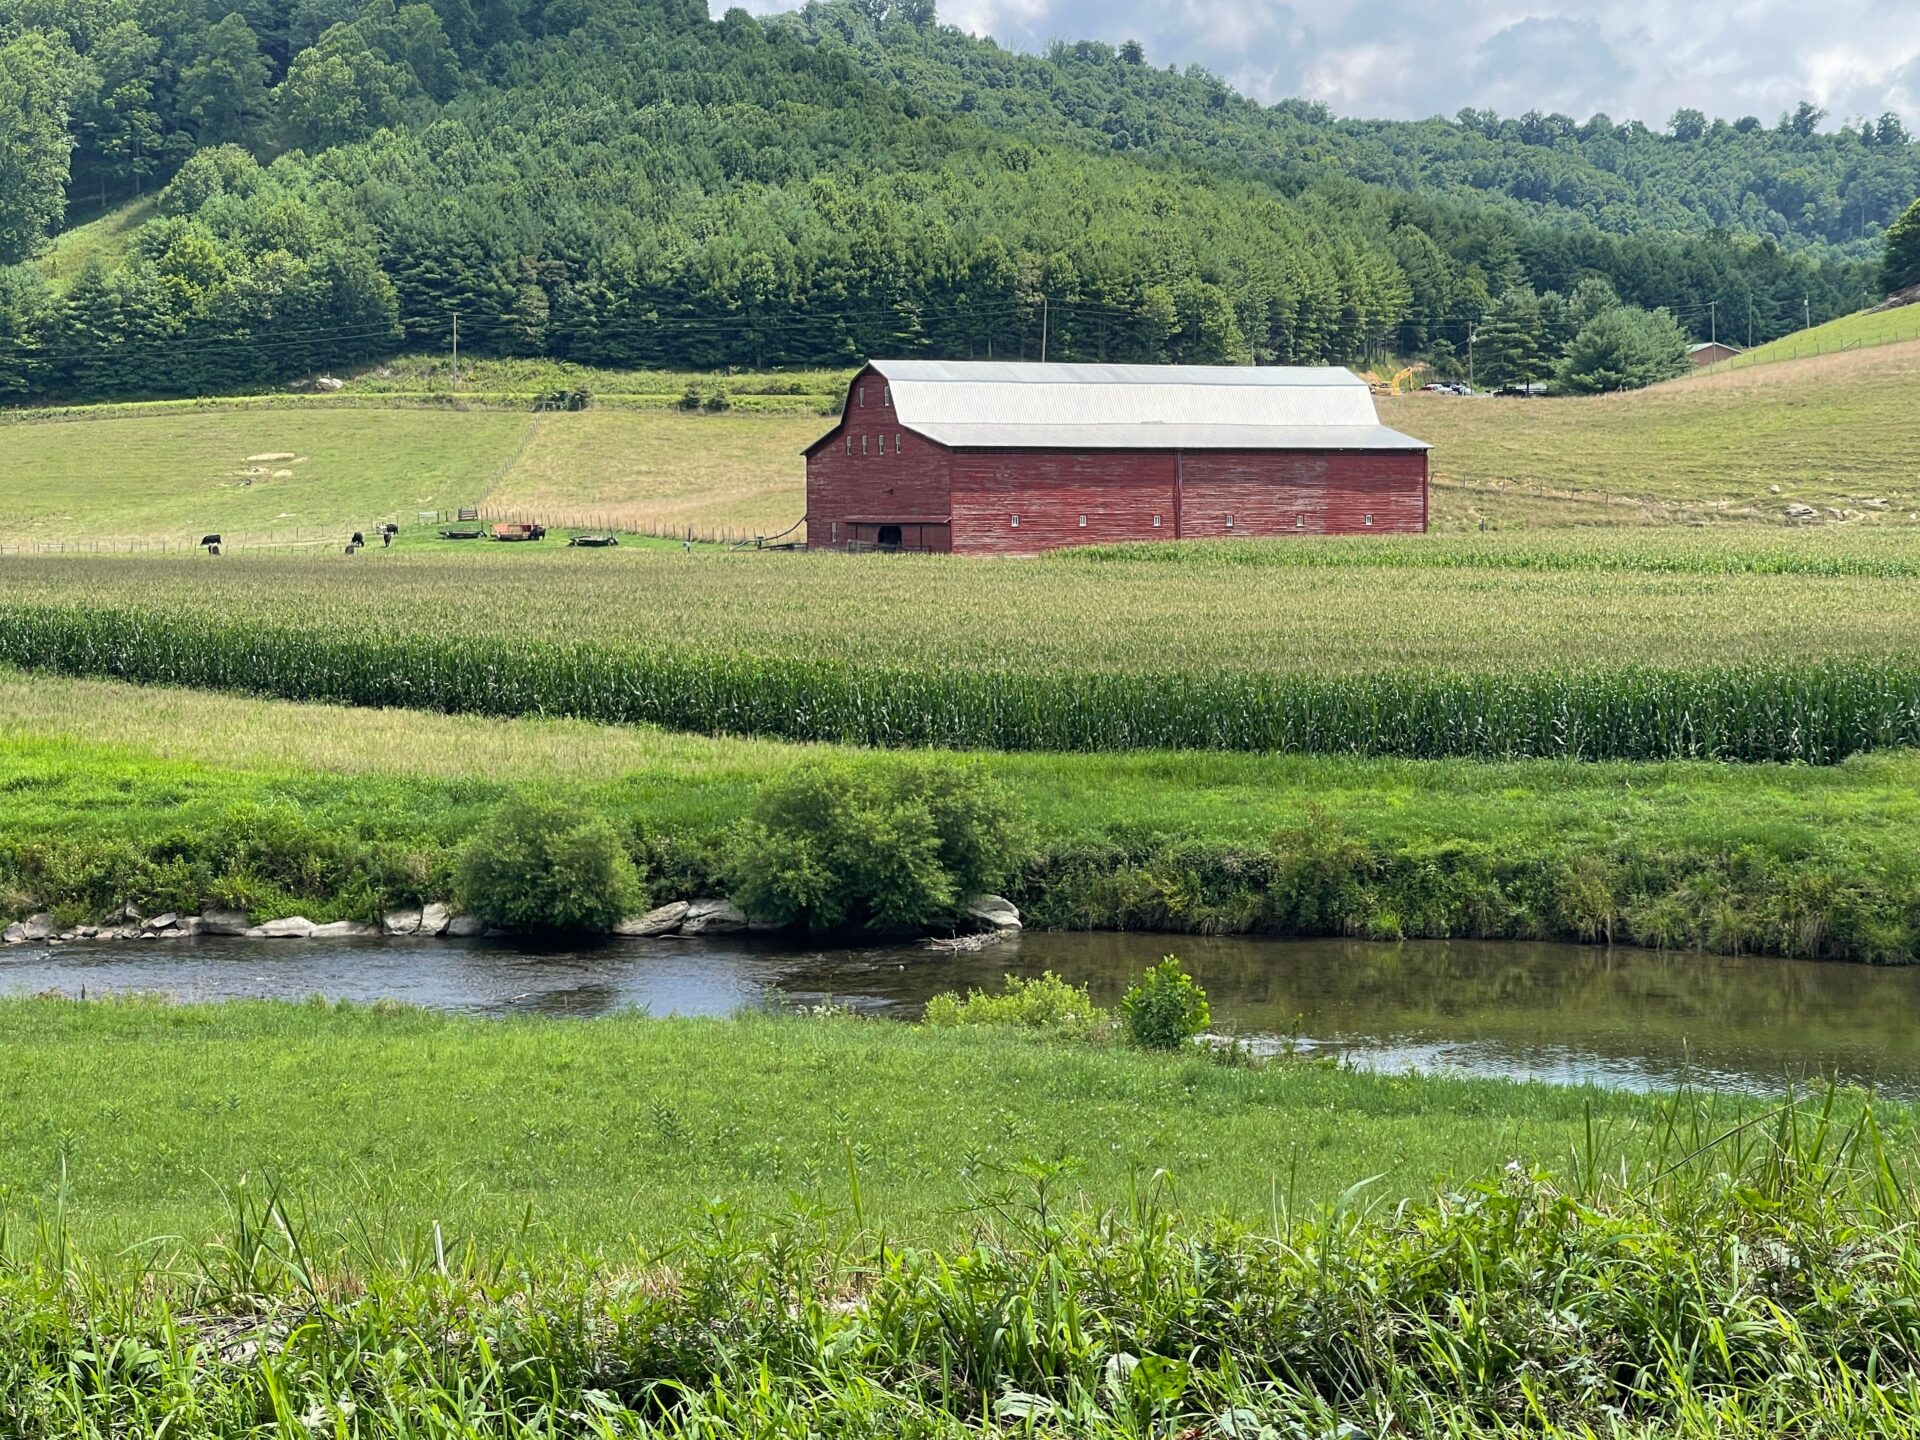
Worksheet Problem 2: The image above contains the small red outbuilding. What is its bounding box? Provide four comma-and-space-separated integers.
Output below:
804, 360, 1430, 555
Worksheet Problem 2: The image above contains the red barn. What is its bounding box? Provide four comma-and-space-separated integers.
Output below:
804, 360, 1430, 555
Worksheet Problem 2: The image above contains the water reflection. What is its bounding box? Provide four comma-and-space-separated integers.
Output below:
4, 930, 1918, 1097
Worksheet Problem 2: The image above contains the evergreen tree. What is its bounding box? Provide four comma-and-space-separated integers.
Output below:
1555, 304, 1690, 393
1475, 287, 1550, 391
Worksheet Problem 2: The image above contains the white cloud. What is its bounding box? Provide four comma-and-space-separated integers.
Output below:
717, 0, 1920, 129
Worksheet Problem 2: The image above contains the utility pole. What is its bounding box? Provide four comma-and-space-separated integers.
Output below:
1708, 299, 1716, 349
1747, 300, 1754, 350
450, 311, 461, 389
1804, 295, 1811, 332
1040, 296, 1049, 364
1467, 324, 1476, 393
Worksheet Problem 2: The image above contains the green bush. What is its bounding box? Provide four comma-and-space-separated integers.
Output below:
456, 795, 645, 932
1121, 957, 1211, 1050
726, 759, 1026, 932
923, 972, 1109, 1039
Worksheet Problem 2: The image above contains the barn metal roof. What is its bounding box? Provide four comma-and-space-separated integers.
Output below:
854, 361, 1430, 451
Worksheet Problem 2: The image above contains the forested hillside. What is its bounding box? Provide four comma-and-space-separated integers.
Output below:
0, 0, 1908, 402
786, 6, 1920, 257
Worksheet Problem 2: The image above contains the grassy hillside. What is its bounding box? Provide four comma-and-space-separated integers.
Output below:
1388, 338, 1920, 526
0, 405, 533, 547
34, 196, 157, 290
1706, 301, 1920, 371
488, 408, 818, 540
6, 337, 1920, 546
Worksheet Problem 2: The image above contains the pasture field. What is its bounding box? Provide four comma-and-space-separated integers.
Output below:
8, 669, 1920, 957
1710, 299, 1920, 371
5, 334, 1920, 548
7, 536, 1920, 760
1391, 337, 1920, 526
485, 407, 820, 538
0, 405, 532, 546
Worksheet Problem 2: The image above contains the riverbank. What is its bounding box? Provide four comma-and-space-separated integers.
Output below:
6, 672, 1920, 959
3, 998, 1918, 1437
0, 995, 1792, 1253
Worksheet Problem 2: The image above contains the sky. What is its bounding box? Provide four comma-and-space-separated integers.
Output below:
719, 1, 1920, 131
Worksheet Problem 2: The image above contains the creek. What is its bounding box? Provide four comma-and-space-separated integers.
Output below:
6, 930, 1918, 1097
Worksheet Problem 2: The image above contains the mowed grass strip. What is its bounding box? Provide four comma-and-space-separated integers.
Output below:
11, 668, 1920, 854
0, 407, 531, 545
0, 997, 1709, 1256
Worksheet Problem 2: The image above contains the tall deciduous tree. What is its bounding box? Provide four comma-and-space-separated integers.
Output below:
177, 13, 271, 145
0, 31, 85, 264
1883, 198, 1920, 295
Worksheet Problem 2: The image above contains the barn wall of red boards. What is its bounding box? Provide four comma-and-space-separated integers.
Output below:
804, 362, 1431, 556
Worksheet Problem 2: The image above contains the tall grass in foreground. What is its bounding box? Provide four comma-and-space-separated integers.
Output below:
7, 602, 1920, 761
7, 1087, 1920, 1436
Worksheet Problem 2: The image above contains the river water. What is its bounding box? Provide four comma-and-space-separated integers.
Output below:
5, 930, 1918, 1097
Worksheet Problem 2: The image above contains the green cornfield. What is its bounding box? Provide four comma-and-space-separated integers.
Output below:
5, 538, 1920, 761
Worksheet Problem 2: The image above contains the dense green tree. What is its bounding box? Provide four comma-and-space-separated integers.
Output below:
1474, 287, 1550, 390
3, 0, 1904, 401
0, 31, 86, 263
176, 13, 270, 144
1555, 303, 1690, 393
1884, 198, 1920, 294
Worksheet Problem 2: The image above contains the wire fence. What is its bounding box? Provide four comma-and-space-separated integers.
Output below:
0, 507, 810, 556
1701, 305, 1920, 375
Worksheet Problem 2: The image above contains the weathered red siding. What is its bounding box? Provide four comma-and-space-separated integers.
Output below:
805, 366, 951, 549
1177, 451, 1428, 539
949, 450, 1177, 555
804, 368, 1430, 555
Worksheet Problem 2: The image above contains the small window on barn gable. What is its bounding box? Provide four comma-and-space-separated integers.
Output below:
862, 435, 869, 455
1078, 514, 1087, 527
845, 435, 852, 455
1010, 514, 1020, 528
895, 433, 902, 453
858, 386, 866, 408
883, 385, 892, 406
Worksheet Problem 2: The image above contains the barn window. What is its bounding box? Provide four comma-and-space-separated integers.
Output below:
845, 435, 852, 455
895, 433, 902, 453
1363, 512, 1374, 526
1010, 514, 1020, 528
1225, 514, 1234, 529
831, 522, 838, 542
1078, 514, 1087, 527
858, 386, 866, 407
1295, 513, 1305, 528
883, 385, 892, 406
1152, 514, 1162, 527
862, 435, 869, 455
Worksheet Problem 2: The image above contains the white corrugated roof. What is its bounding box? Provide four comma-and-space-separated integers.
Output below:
833, 360, 1427, 451
905, 422, 1427, 452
